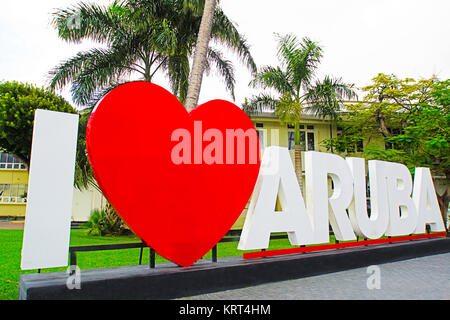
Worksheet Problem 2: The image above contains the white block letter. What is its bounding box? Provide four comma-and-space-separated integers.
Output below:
370, 160, 418, 236
305, 152, 356, 243
386, 163, 418, 236
413, 167, 445, 233
347, 158, 388, 239
21, 110, 79, 270
238, 147, 314, 250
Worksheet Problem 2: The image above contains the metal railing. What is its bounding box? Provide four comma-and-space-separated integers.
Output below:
68, 230, 247, 269
68, 229, 340, 269
32, 225, 444, 274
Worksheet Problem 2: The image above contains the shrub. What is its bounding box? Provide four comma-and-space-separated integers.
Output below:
84, 203, 130, 236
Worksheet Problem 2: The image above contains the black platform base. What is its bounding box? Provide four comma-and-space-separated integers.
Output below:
19, 237, 450, 300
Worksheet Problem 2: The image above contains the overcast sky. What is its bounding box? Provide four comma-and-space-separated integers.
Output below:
1, 0, 449, 109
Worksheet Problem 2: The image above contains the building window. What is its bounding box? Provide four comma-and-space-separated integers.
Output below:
256, 129, 265, 150
307, 132, 315, 151
0, 184, 28, 203
288, 131, 295, 150
0, 152, 26, 170
288, 125, 315, 151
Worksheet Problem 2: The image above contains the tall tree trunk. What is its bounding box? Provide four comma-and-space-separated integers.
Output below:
329, 123, 334, 153
294, 144, 303, 195
294, 123, 303, 195
436, 186, 449, 231
185, 0, 217, 112
375, 108, 391, 137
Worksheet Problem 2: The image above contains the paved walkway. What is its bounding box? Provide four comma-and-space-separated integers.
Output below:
0, 221, 24, 229
180, 252, 450, 300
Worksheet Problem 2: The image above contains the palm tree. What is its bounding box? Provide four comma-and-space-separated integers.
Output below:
305, 75, 358, 152
49, 0, 256, 107
185, 0, 217, 111
244, 34, 356, 193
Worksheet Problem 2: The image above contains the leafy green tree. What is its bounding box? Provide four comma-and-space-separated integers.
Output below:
324, 74, 437, 154
360, 73, 434, 136
0, 81, 76, 165
244, 34, 356, 191
49, 0, 256, 106
325, 75, 449, 224
366, 80, 449, 225
0, 81, 94, 189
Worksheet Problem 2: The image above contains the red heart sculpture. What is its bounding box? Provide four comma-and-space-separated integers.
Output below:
86, 82, 260, 267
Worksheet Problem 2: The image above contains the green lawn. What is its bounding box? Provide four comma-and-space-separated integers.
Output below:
0, 228, 304, 300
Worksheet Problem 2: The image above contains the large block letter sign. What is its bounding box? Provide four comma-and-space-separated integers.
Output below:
239, 151, 446, 253
305, 152, 356, 243
238, 147, 314, 250
21, 110, 79, 270
413, 167, 446, 233
86, 82, 260, 267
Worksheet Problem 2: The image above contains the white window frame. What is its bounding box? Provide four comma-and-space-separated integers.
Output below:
0, 152, 27, 170
256, 129, 267, 151
287, 125, 316, 151
0, 184, 28, 203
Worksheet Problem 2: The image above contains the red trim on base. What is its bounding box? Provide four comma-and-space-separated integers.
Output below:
242, 232, 448, 260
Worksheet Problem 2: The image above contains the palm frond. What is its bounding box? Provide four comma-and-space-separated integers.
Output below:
182, 0, 205, 15
207, 47, 235, 100
85, 82, 124, 108
292, 37, 323, 93
52, 1, 123, 44
249, 65, 294, 96
167, 53, 190, 104
211, 8, 257, 74
275, 33, 302, 69
68, 47, 137, 105
243, 94, 279, 115
304, 76, 357, 120
276, 94, 303, 123
48, 50, 95, 92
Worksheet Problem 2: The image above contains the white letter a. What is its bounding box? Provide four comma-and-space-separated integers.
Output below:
238, 147, 314, 250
